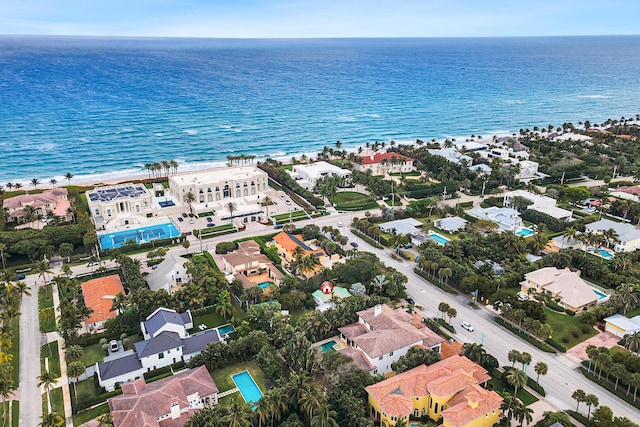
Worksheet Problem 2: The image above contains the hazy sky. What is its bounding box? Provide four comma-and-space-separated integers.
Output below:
2, 0, 639, 38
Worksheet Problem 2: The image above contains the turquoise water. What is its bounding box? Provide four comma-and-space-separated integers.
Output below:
516, 228, 535, 237
320, 340, 336, 353
232, 371, 263, 406
98, 222, 177, 249
218, 324, 236, 335
429, 232, 450, 245
3, 36, 640, 183
258, 281, 274, 289
593, 289, 608, 300
597, 249, 615, 259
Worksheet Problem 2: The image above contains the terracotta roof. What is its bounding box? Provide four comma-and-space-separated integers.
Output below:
273, 232, 327, 258
441, 383, 503, 427
3, 188, 68, 210
616, 186, 640, 196
440, 341, 463, 360
338, 347, 375, 371
81, 275, 125, 325
109, 366, 218, 427
365, 356, 493, 417
358, 152, 413, 165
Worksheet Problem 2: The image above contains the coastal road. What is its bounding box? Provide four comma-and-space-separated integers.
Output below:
341, 226, 640, 421
19, 273, 43, 427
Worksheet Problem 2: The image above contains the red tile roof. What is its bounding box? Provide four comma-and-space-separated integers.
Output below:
358, 152, 413, 165
81, 275, 125, 325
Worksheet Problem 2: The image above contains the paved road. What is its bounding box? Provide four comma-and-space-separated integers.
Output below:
19, 274, 44, 427
341, 226, 639, 420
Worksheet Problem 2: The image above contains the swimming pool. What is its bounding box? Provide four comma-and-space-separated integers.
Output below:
587, 247, 615, 260
98, 222, 178, 249
217, 324, 236, 335
516, 227, 535, 237
428, 231, 450, 245
232, 371, 263, 406
593, 289, 608, 300
257, 281, 274, 289
320, 340, 336, 353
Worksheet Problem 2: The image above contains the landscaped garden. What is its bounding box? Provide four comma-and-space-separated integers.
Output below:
80, 334, 142, 367
38, 286, 56, 333
42, 387, 65, 419
40, 341, 61, 378
545, 308, 598, 349
210, 360, 267, 405
330, 191, 378, 211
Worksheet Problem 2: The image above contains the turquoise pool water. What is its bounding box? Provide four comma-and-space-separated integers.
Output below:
218, 324, 236, 335
429, 232, 450, 245
588, 247, 615, 260
98, 222, 177, 249
593, 289, 608, 300
516, 227, 535, 237
320, 340, 336, 353
232, 371, 263, 406
258, 281, 274, 289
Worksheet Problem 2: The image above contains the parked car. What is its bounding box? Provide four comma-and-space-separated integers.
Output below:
406, 296, 415, 305
206, 223, 216, 227
285, 200, 292, 205
16, 274, 26, 280
517, 293, 530, 301
337, 221, 343, 227
280, 195, 286, 199
109, 340, 119, 352
350, 242, 359, 248
206, 217, 213, 223
177, 217, 184, 222
461, 321, 474, 332
181, 212, 188, 218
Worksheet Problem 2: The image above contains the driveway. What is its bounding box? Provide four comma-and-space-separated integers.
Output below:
568, 330, 623, 361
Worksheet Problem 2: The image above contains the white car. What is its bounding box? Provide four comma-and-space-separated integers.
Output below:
337, 221, 343, 227
461, 322, 474, 332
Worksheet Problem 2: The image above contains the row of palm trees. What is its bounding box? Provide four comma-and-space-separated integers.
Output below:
143, 160, 179, 179
226, 154, 256, 167
586, 345, 640, 402
3, 173, 74, 193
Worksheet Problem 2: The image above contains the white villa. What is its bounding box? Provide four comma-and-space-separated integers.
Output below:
337, 304, 444, 375
434, 216, 468, 233
504, 190, 573, 222
289, 161, 351, 189
96, 308, 220, 392
427, 148, 473, 166
145, 254, 189, 294
467, 206, 524, 233
585, 219, 640, 253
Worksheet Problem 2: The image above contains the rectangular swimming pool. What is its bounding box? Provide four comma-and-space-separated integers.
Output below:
98, 222, 178, 249
320, 340, 336, 353
217, 324, 236, 335
516, 227, 535, 237
428, 231, 450, 245
232, 371, 263, 405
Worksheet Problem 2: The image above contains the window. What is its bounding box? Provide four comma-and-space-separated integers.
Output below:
159, 352, 164, 359
413, 409, 419, 417
434, 403, 438, 413
95, 209, 100, 215
144, 201, 148, 207
208, 194, 213, 202
236, 190, 240, 197
389, 351, 393, 356
243, 181, 247, 187
199, 195, 204, 203
243, 188, 248, 196
391, 416, 397, 422
251, 187, 256, 195
199, 189, 203, 194
379, 356, 383, 360
207, 187, 211, 192
216, 193, 221, 201
135, 205, 140, 213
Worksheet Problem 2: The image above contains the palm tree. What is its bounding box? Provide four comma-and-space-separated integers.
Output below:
461, 342, 487, 364
584, 393, 599, 419
520, 352, 532, 370
64, 173, 73, 186
35, 260, 53, 285
31, 178, 41, 190
184, 192, 195, 214
506, 368, 527, 396
0, 366, 13, 427
438, 302, 450, 321
255, 395, 273, 427
371, 274, 388, 295
538, 411, 571, 427
227, 202, 238, 225
66, 361, 86, 400
49, 178, 57, 188
534, 361, 548, 383
624, 331, 640, 355
39, 412, 64, 427
514, 401, 533, 426
64, 345, 83, 364
215, 290, 233, 321
310, 402, 338, 427
220, 400, 253, 427
38, 370, 57, 413
299, 385, 323, 420
508, 349, 521, 367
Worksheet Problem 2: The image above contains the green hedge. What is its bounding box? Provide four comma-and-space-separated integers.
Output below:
74, 388, 122, 413
545, 337, 567, 353
203, 251, 220, 272
545, 300, 565, 312
351, 229, 384, 249
494, 317, 556, 353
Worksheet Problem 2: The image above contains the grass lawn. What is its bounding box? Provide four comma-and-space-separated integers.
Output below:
190, 311, 227, 332
73, 403, 109, 427
272, 210, 308, 221
330, 191, 378, 210
41, 341, 61, 378
38, 286, 55, 310
545, 308, 597, 348
11, 401, 18, 427
42, 388, 65, 419
488, 375, 538, 406
81, 334, 142, 367
210, 360, 267, 405
76, 377, 101, 400
39, 307, 56, 333
9, 319, 19, 386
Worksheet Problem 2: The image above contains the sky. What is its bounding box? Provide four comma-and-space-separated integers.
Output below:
2, 0, 639, 38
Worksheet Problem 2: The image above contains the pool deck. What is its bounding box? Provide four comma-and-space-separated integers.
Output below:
313, 336, 346, 351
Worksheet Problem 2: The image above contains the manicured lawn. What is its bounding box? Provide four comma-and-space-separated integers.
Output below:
81, 334, 142, 367
39, 307, 56, 333
41, 341, 61, 378
73, 403, 109, 427
38, 285, 55, 310
76, 377, 101, 400
272, 210, 308, 221
545, 308, 597, 348
42, 387, 65, 419
190, 311, 227, 332
330, 191, 378, 210
11, 401, 18, 427
488, 375, 538, 406
8, 319, 19, 386
210, 360, 267, 405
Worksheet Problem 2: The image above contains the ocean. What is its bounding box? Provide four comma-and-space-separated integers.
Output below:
1, 35, 640, 184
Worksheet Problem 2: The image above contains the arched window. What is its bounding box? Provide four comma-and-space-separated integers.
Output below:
216, 193, 221, 201
223, 185, 230, 198
251, 187, 256, 195
207, 187, 212, 192
207, 194, 213, 202
236, 190, 240, 197
199, 195, 204, 203
243, 188, 248, 196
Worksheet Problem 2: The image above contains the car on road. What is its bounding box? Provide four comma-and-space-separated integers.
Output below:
280, 195, 286, 199
406, 296, 415, 305
206, 223, 216, 227
337, 221, 343, 227
285, 200, 291, 205
177, 216, 184, 222
274, 224, 284, 229
206, 217, 213, 223
350, 242, 359, 247
517, 293, 530, 301
461, 321, 474, 332
87, 261, 99, 267
16, 273, 26, 280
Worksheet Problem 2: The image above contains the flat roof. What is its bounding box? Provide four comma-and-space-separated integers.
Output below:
87, 184, 149, 202
169, 166, 265, 187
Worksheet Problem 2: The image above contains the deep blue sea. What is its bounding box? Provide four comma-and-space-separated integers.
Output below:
1, 36, 640, 184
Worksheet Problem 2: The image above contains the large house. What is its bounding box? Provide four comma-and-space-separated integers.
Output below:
145, 254, 189, 294
168, 166, 268, 220
97, 308, 220, 391
3, 187, 71, 223
520, 267, 601, 312
81, 275, 126, 333
271, 232, 332, 277
220, 240, 283, 288
87, 183, 156, 229
337, 304, 444, 375
609, 186, 640, 203
427, 148, 473, 166
504, 190, 573, 222
585, 219, 640, 253
365, 356, 502, 427
289, 161, 351, 189
354, 152, 415, 175
467, 206, 524, 233
108, 365, 218, 427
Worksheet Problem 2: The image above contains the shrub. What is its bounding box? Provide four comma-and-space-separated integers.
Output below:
215, 241, 239, 254
545, 337, 567, 352
545, 300, 565, 312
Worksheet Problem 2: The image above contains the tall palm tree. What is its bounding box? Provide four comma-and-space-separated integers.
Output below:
184, 192, 195, 214
584, 393, 599, 419
371, 274, 388, 295
38, 370, 57, 413
64, 173, 73, 186
299, 385, 323, 421
35, 260, 53, 285
255, 395, 273, 427
227, 202, 238, 225
310, 402, 338, 427
39, 412, 64, 427
64, 345, 83, 364
0, 366, 13, 427
622, 331, 640, 355
220, 400, 253, 427
538, 411, 571, 427
506, 368, 527, 396
534, 361, 548, 383
31, 178, 41, 190
461, 342, 486, 364
508, 350, 521, 367
49, 179, 57, 188
66, 361, 86, 400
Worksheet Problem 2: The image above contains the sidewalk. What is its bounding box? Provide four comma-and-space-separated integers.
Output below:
50, 281, 74, 427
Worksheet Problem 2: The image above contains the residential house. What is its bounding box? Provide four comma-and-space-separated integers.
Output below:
434, 217, 468, 233
473, 260, 505, 275
87, 183, 156, 229
609, 185, 640, 203
469, 164, 492, 176
271, 232, 333, 277
3, 188, 71, 223
467, 206, 523, 233
379, 218, 423, 236
289, 161, 351, 189
108, 365, 218, 427
220, 240, 283, 287
585, 219, 640, 253
97, 308, 220, 391
81, 275, 126, 333
427, 148, 473, 166
520, 267, 601, 312
354, 152, 416, 175
504, 190, 572, 222
365, 356, 502, 427
145, 254, 189, 294
603, 314, 640, 338
338, 304, 444, 375
312, 286, 352, 312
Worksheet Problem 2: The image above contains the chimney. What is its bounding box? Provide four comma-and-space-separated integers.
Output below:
170, 401, 181, 419
374, 304, 382, 317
